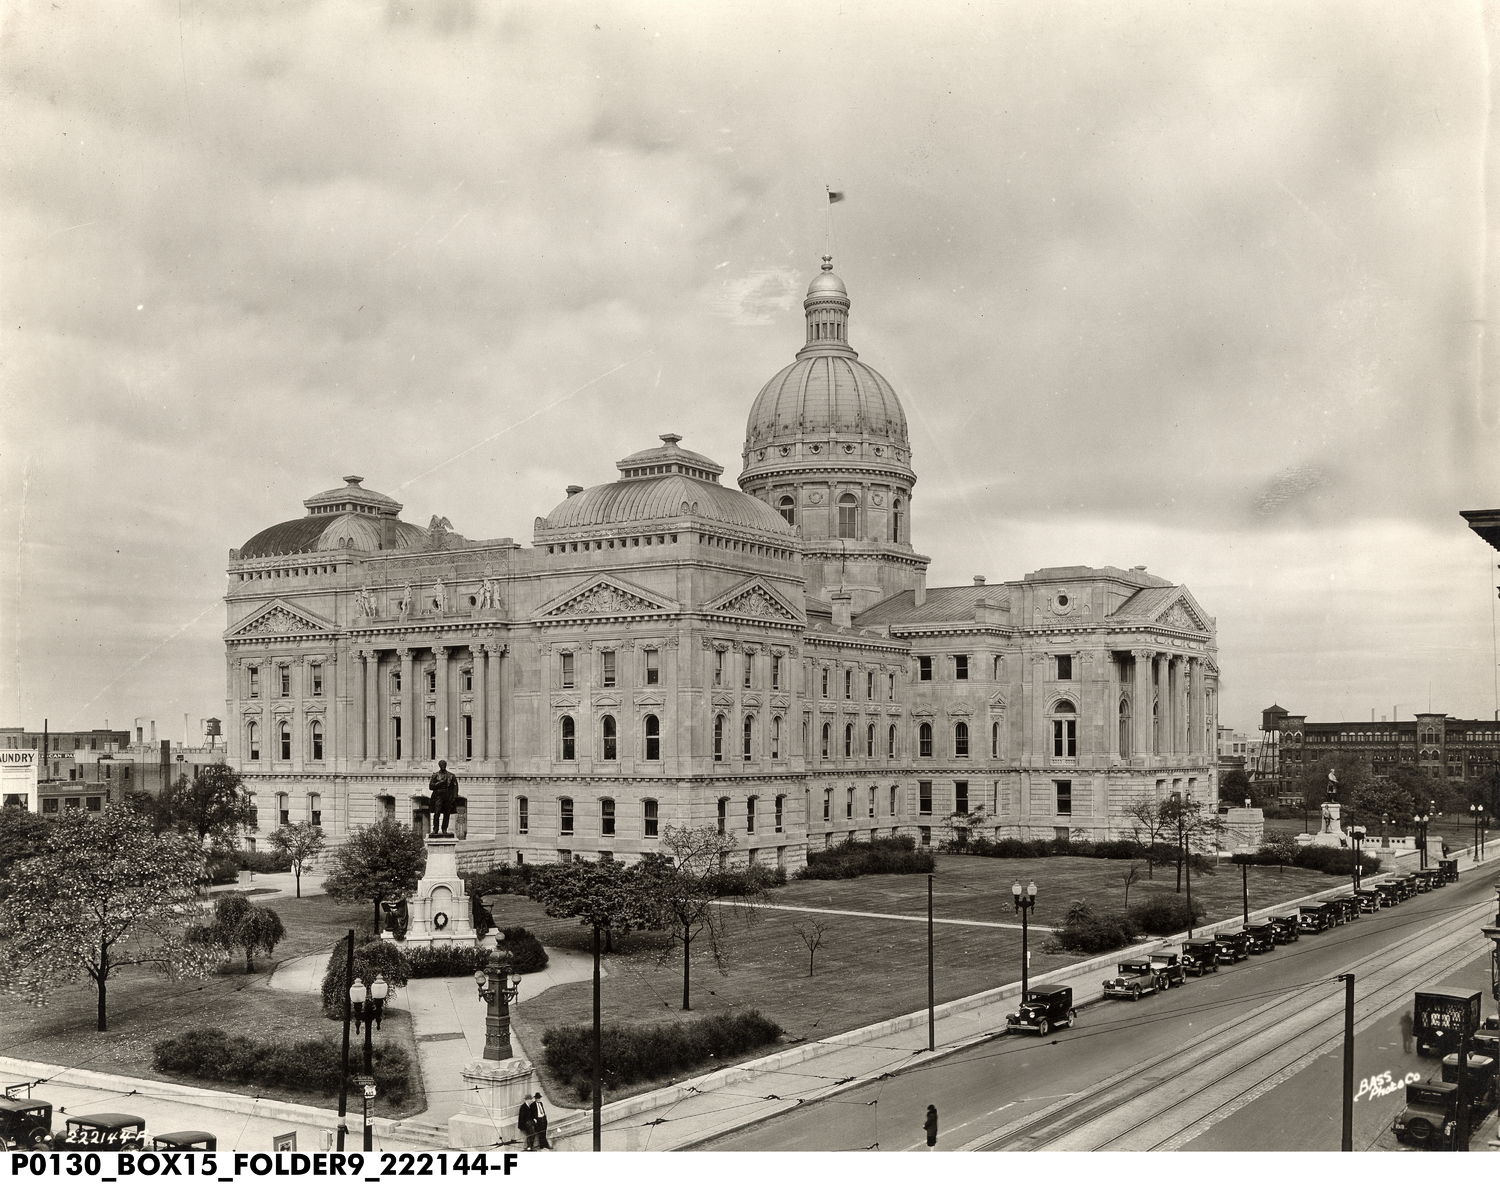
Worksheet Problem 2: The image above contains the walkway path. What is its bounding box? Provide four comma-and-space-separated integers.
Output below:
742, 901, 1057, 932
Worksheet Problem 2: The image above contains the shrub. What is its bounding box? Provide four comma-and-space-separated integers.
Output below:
541, 1009, 782, 1090
233, 850, 293, 874
1052, 899, 1138, 954
204, 854, 240, 885
464, 863, 533, 898
796, 836, 935, 880
319, 936, 414, 1020
402, 936, 547, 980
701, 865, 787, 896
1293, 845, 1380, 877
152, 1026, 413, 1105
492, 925, 549, 974
1127, 894, 1200, 934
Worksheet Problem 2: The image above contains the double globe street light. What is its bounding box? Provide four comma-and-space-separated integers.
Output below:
474, 936, 523, 1062
1472, 802, 1487, 861
1012, 880, 1038, 1001
349, 973, 389, 1152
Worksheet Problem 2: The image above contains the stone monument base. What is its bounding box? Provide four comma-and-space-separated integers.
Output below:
448, 1058, 539, 1150
394, 836, 479, 949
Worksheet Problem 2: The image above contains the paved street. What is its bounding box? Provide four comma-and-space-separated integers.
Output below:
702, 867, 1500, 1152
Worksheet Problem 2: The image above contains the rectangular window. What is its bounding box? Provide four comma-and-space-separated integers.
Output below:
866, 671, 874, 700
558, 849, 572, 864
601, 650, 617, 688
844, 669, 852, 699
279, 665, 290, 697
821, 668, 830, 698
1057, 654, 1073, 681
845, 788, 854, 819
714, 650, 726, 687
954, 655, 968, 681
560, 797, 575, 835
868, 787, 876, 818
464, 669, 473, 692
1056, 780, 1072, 816
311, 664, 323, 696
919, 780, 933, 815
393, 716, 402, 759
888, 673, 895, 700
310, 796, 322, 827
426, 669, 437, 694
41, 799, 58, 814
771, 655, 781, 690
955, 781, 969, 815
248, 666, 260, 698
601, 798, 616, 837
918, 656, 932, 681
775, 796, 784, 831
644, 649, 660, 685
920, 825, 931, 846
1053, 719, 1077, 758
744, 653, 754, 689
561, 653, 575, 689
85, 796, 101, 811
823, 790, 831, 822
463, 715, 473, 759
643, 799, 658, 838
890, 785, 898, 816
427, 716, 437, 760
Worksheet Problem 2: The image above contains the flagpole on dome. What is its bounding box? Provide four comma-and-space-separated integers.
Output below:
825, 186, 845, 261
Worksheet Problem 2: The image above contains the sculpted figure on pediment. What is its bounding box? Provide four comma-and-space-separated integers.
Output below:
555, 584, 658, 616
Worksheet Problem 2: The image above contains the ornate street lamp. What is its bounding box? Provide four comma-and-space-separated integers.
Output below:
349, 973, 388, 1153
1472, 803, 1486, 861
1349, 826, 1366, 894
474, 935, 523, 1062
1413, 813, 1429, 870
1012, 880, 1037, 1002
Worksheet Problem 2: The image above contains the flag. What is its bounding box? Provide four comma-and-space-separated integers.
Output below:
827, 189, 845, 204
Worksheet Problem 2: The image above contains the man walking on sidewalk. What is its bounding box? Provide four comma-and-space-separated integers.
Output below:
530, 1093, 550, 1150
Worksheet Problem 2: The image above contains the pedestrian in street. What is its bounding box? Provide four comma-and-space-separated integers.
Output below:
1399, 1009, 1414, 1055
517, 1097, 537, 1150
531, 1093, 551, 1150
924, 1104, 938, 1148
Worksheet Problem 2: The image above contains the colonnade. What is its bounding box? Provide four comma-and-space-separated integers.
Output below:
354, 641, 505, 762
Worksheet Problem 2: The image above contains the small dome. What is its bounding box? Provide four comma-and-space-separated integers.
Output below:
238, 476, 427, 557
807, 269, 847, 296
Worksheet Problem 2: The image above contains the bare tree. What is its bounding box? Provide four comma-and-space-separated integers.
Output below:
1120, 862, 1142, 908
1126, 798, 1171, 877
794, 919, 827, 977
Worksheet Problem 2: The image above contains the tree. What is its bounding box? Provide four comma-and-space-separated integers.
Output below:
320, 936, 413, 1020
1119, 862, 1142, 908
0, 806, 224, 1030
0, 805, 52, 894
794, 919, 827, 977
192, 893, 286, 973
1219, 768, 1272, 810
1348, 775, 1413, 830
1125, 797, 1171, 877
1260, 835, 1298, 876
526, 858, 661, 952
268, 821, 327, 898
1294, 752, 1373, 810
322, 817, 427, 933
633, 824, 768, 1010
162, 762, 256, 849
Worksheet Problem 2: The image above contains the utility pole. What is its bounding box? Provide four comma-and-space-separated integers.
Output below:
1339, 973, 1354, 1152
336, 930, 354, 1151
592, 923, 602, 1152
927, 874, 935, 1052
1240, 856, 1249, 925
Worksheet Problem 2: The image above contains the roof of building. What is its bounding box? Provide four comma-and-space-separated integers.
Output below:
1108, 585, 1182, 620
855, 585, 1011, 627
238, 477, 430, 558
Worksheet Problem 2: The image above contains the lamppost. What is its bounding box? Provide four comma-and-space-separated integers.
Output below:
1349, 826, 1366, 894
349, 973, 388, 1151
1473, 802, 1486, 860
1414, 813, 1429, 870
1381, 813, 1390, 852
474, 936, 522, 1062
1302, 797, 1309, 835
1012, 880, 1037, 1002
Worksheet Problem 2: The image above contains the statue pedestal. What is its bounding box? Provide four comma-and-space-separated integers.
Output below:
448, 1058, 539, 1150
397, 836, 478, 949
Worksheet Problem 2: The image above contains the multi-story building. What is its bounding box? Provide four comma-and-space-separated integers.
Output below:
224, 259, 1220, 868
1275, 713, 1500, 785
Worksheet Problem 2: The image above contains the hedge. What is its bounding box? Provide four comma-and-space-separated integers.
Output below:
152, 1027, 413, 1106
542, 1009, 782, 1093
1247, 843, 1382, 877
946, 835, 1206, 870
319, 937, 413, 1021
1127, 894, 1200, 934
235, 850, 293, 874
701, 866, 787, 896
1052, 901, 1139, 953
401, 929, 549, 981
796, 836, 935, 880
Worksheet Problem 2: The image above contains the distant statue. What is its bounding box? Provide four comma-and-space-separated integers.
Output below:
429, 515, 453, 534
428, 760, 459, 837
479, 577, 496, 610
356, 586, 377, 618
399, 582, 414, 620
434, 577, 447, 614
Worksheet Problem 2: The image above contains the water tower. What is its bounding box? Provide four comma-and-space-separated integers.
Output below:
1252, 704, 1286, 794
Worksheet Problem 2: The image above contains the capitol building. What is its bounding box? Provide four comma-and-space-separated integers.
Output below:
224, 259, 1220, 870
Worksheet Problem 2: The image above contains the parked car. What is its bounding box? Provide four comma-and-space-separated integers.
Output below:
0, 1095, 53, 1151
1412, 871, 1438, 893
1397, 873, 1421, 898
1298, 903, 1336, 933
1473, 1017, 1500, 1062
1392, 1081, 1465, 1148
1148, 952, 1186, 989
1437, 859, 1459, 884
153, 1132, 217, 1152
1373, 881, 1404, 907
1414, 987, 1484, 1058
1354, 889, 1381, 914
1103, 960, 1160, 1001
1213, 932, 1250, 964
1243, 922, 1277, 953
1181, 939, 1218, 976
1438, 1053, 1497, 1117
1269, 914, 1301, 943
52, 1113, 148, 1151
1332, 895, 1362, 922
1005, 985, 1076, 1037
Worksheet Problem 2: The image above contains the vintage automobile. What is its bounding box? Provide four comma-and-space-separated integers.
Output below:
1103, 960, 1160, 1001
0, 1095, 54, 1151
1397, 873, 1421, 898
1332, 895, 1362, 922
1213, 931, 1250, 964
1412, 870, 1438, 893
1354, 889, 1381, 914
1243, 922, 1277, 954
1414, 987, 1484, 1058
1269, 914, 1301, 943
1373, 881, 1404, 907
1473, 1017, 1500, 1062
1148, 952, 1186, 989
1392, 1081, 1466, 1148
1298, 902, 1336, 933
1005, 985, 1077, 1037
52, 1113, 148, 1151
153, 1132, 217, 1152
1438, 1052, 1497, 1116
1180, 939, 1219, 976
1437, 858, 1459, 884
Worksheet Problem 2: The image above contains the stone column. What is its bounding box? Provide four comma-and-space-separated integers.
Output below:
291, 654, 306, 768
436, 645, 451, 761
1106, 650, 1120, 761
1160, 655, 1176, 758
485, 644, 503, 761
472, 643, 487, 761
1131, 650, 1153, 759
1184, 658, 1197, 759
399, 648, 415, 763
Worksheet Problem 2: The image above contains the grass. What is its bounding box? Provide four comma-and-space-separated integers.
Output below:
0, 895, 428, 1120
506, 851, 1362, 1107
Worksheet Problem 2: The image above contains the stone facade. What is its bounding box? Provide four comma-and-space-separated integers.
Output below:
224, 261, 1219, 867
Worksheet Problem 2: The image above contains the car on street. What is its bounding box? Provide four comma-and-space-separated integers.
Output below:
1473, 1017, 1500, 1061
1392, 1081, 1466, 1149
1243, 922, 1276, 953
1331, 895, 1362, 922
1437, 859, 1459, 884
1414, 986, 1484, 1058
1103, 960, 1160, 1000
1213, 932, 1250, 964
1181, 939, 1219, 976
1269, 914, 1301, 943
1298, 902, 1336, 933
1438, 1052, 1497, 1117
1354, 889, 1381, 914
1412, 870, 1438, 893
1373, 881, 1404, 907
51, 1113, 148, 1151
1396, 873, 1420, 898
153, 1132, 217, 1152
0, 1095, 53, 1152
1005, 985, 1076, 1037
1148, 951, 1186, 989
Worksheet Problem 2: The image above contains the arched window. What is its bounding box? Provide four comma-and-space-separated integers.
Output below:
991, 720, 1000, 759
891, 497, 902, 542
517, 796, 529, 834
1052, 700, 1078, 759
1118, 698, 1131, 758
716, 797, 728, 836
866, 723, 875, 758
919, 721, 933, 757
747, 796, 757, 834
601, 797, 616, 836
844, 722, 854, 757
644, 714, 660, 760
743, 714, 755, 761
560, 716, 575, 761
778, 495, 796, 527
771, 716, 782, 760
954, 722, 969, 758
310, 719, 323, 761
889, 723, 898, 759
837, 492, 858, 539
821, 721, 831, 759
601, 715, 617, 761
714, 715, 725, 762
278, 720, 291, 761
247, 720, 260, 761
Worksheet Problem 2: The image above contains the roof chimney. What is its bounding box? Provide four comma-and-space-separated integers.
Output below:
565, 485, 584, 498
1132, 565, 1148, 572
914, 570, 926, 607
973, 575, 986, 586
831, 591, 853, 629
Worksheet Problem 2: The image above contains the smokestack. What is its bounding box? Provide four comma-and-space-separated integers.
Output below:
831, 591, 853, 629
973, 575, 986, 586
150, 720, 156, 743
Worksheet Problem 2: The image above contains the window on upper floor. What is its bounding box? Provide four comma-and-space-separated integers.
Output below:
821, 667, 830, 698
279, 665, 290, 697
247, 666, 260, 698
892, 498, 903, 543
844, 668, 852, 699
644, 649, 660, 685
919, 781, 932, 815
954, 655, 968, 681
560, 653, 575, 689
713, 715, 725, 762
992, 720, 1001, 759
426, 669, 436, 694
746, 796, 758, 834
744, 653, 754, 689
247, 721, 260, 761
866, 722, 875, 758
778, 495, 796, 527
311, 664, 323, 696
821, 721, 831, 760
837, 493, 858, 539
889, 784, 898, 815
310, 720, 323, 761
560, 716, 575, 761
716, 797, 728, 836
743, 715, 755, 761
1052, 700, 1078, 758
843, 722, 854, 758
560, 797, 574, 835
888, 673, 895, 700
278, 721, 291, 761
644, 715, 660, 760
954, 722, 969, 758
771, 716, 782, 760
643, 798, 659, 838
601, 650, 617, 688
1056, 654, 1073, 681
919, 722, 933, 758
775, 794, 785, 832
866, 670, 874, 700
889, 723, 898, 759
845, 787, 854, 819
918, 656, 932, 681
822, 789, 831, 821
601, 797, 616, 837
1056, 780, 1072, 816
601, 715, 617, 761
462, 668, 472, 692
714, 650, 726, 687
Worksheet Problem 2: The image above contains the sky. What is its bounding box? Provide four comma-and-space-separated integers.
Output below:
2, 0, 1498, 745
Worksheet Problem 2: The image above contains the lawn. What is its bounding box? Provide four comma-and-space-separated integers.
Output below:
0, 894, 429, 1120
505, 850, 1362, 1107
